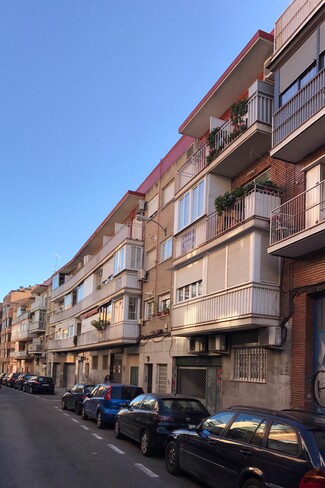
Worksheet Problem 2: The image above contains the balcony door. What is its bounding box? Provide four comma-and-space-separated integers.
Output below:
306, 164, 325, 227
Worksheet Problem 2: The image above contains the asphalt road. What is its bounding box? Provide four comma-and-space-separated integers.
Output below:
0, 387, 206, 488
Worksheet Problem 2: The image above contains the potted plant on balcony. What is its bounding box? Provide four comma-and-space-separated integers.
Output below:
228, 98, 248, 142
91, 318, 109, 331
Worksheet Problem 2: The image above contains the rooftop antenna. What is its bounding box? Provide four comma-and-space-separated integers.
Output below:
53, 253, 62, 272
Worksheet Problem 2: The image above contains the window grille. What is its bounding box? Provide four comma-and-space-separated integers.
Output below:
233, 347, 267, 382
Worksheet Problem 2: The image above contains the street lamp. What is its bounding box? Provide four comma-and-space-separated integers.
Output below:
136, 214, 166, 235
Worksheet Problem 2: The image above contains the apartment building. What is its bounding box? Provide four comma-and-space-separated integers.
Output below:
268, 0, 325, 411
48, 190, 145, 387
168, 28, 293, 410
0, 287, 34, 373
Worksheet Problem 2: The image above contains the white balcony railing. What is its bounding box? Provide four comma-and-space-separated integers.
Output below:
174, 185, 281, 259
270, 179, 325, 246
172, 283, 279, 330
176, 89, 273, 192
273, 69, 325, 147
50, 271, 140, 325
274, 0, 323, 53
51, 222, 143, 300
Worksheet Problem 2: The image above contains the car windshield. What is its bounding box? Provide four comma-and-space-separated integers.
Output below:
84, 385, 95, 393
161, 399, 207, 414
311, 429, 325, 458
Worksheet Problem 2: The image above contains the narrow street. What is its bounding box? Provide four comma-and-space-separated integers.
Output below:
0, 388, 205, 488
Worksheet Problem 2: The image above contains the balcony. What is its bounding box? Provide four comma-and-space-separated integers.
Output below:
269, 179, 325, 257
30, 296, 46, 312
11, 350, 30, 359
50, 271, 140, 325
274, 0, 323, 53
29, 320, 45, 334
28, 339, 43, 354
11, 328, 33, 342
172, 283, 279, 336
272, 69, 325, 163
52, 222, 143, 300
177, 82, 273, 191
48, 321, 139, 352
174, 185, 281, 259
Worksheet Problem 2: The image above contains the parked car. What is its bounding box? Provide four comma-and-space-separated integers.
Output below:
0, 373, 8, 385
81, 383, 143, 428
62, 383, 95, 414
6, 372, 22, 388
24, 376, 55, 394
114, 393, 210, 456
165, 405, 325, 488
14, 373, 34, 391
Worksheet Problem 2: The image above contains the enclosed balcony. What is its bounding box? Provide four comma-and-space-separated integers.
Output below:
174, 184, 281, 259
11, 327, 33, 342
272, 69, 325, 163
269, 179, 325, 257
177, 81, 273, 192
52, 222, 143, 300
28, 339, 43, 354
50, 271, 140, 325
172, 283, 279, 336
48, 321, 139, 352
11, 350, 30, 359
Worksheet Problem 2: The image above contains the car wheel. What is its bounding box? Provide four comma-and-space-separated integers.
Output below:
81, 407, 88, 420
243, 479, 265, 488
165, 441, 181, 475
62, 400, 67, 410
114, 418, 123, 439
29, 386, 33, 394
75, 402, 81, 415
140, 429, 154, 457
96, 411, 106, 429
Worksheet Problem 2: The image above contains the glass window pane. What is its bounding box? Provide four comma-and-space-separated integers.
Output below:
267, 422, 298, 456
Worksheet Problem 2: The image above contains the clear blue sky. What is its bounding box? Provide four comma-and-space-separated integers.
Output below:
0, 0, 289, 301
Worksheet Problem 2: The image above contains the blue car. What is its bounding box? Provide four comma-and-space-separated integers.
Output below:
81, 383, 143, 429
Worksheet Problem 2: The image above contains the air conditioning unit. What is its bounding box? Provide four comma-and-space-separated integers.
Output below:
137, 269, 148, 281
258, 327, 282, 347
136, 200, 146, 214
208, 335, 226, 352
189, 337, 207, 354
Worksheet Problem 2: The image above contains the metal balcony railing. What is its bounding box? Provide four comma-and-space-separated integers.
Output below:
176, 90, 273, 192
273, 69, 325, 147
270, 179, 325, 245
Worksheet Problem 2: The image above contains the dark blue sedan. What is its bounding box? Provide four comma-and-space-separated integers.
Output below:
165, 406, 325, 488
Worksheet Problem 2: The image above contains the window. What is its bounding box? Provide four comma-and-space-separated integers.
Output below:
145, 301, 155, 319
114, 247, 125, 275
141, 395, 157, 411
113, 299, 123, 323
267, 422, 298, 456
177, 180, 205, 231
161, 237, 172, 261
68, 324, 74, 337
201, 411, 235, 436
157, 364, 168, 393
64, 293, 72, 309
131, 246, 142, 269
128, 297, 137, 320
177, 280, 202, 302
147, 195, 158, 218
92, 356, 98, 369
162, 180, 174, 207
225, 413, 265, 444
233, 347, 267, 382
99, 301, 112, 324
159, 294, 170, 312
77, 283, 84, 302
280, 62, 317, 106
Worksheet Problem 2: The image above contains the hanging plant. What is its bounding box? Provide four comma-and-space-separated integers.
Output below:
91, 319, 109, 331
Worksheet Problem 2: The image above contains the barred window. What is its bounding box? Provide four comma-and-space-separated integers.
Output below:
233, 347, 267, 383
